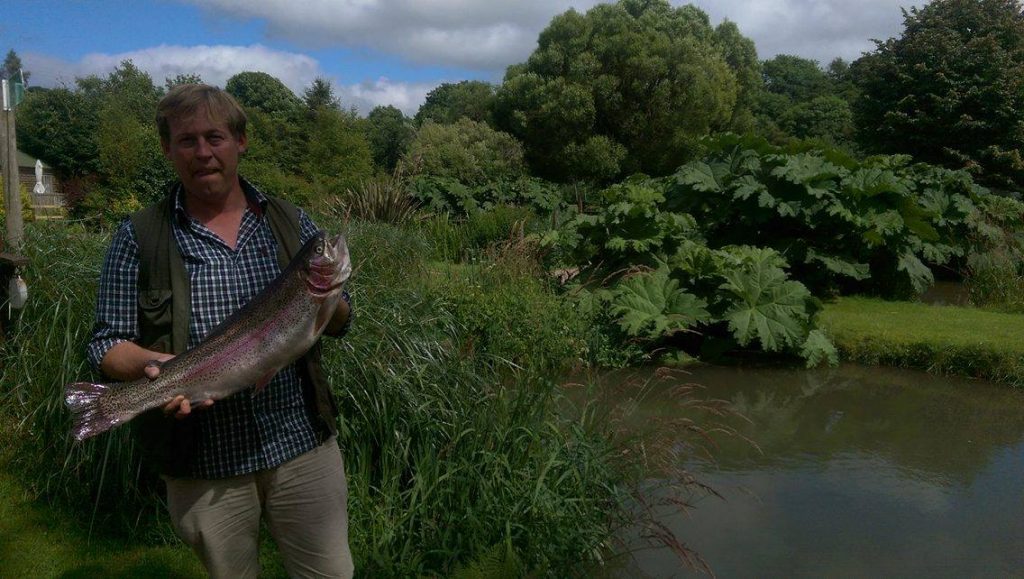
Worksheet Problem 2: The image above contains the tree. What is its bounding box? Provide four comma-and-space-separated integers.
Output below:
414, 81, 496, 126
226, 71, 302, 117
761, 54, 830, 103
714, 20, 763, 132
402, 118, 525, 186
302, 108, 375, 191
2, 49, 29, 83
165, 73, 203, 90
17, 87, 100, 177
494, 0, 749, 182
302, 77, 341, 112
366, 105, 414, 172
852, 0, 1024, 192
778, 95, 854, 144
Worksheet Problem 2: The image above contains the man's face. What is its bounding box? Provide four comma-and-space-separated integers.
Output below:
161, 106, 247, 203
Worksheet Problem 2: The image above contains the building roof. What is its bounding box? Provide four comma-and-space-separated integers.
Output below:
16, 149, 51, 170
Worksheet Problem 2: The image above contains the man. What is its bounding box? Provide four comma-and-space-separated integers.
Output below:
87, 84, 354, 578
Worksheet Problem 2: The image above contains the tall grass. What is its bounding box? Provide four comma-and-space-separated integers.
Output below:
0, 217, 708, 575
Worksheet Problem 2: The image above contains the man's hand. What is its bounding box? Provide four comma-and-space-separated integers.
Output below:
143, 358, 215, 419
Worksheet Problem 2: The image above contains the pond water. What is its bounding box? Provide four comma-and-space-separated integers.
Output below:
592, 364, 1024, 578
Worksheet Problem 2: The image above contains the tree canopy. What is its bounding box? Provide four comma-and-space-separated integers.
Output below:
414, 81, 496, 126
494, 0, 754, 182
226, 71, 302, 117
852, 0, 1024, 192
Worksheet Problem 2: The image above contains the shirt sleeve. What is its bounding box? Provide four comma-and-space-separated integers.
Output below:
86, 220, 141, 373
298, 208, 352, 337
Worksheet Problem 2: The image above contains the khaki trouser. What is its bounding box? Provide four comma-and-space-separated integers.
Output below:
165, 438, 353, 579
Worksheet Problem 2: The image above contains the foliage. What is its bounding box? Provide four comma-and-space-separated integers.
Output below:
778, 95, 854, 145
300, 108, 375, 196
164, 73, 202, 91
2, 49, 28, 82
17, 87, 101, 178
609, 266, 710, 339
225, 71, 302, 118
851, 0, 1024, 192
494, 0, 752, 181
762, 54, 832, 102
661, 133, 1005, 298
0, 181, 36, 223
402, 118, 525, 188
302, 76, 341, 112
414, 80, 496, 126
334, 174, 419, 225
365, 105, 414, 172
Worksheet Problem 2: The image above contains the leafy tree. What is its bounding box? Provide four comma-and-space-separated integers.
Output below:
301, 108, 375, 192
2, 49, 29, 82
761, 54, 831, 102
414, 80, 496, 126
852, 0, 1024, 192
713, 20, 763, 132
779, 95, 854, 144
302, 76, 340, 112
226, 71, 302, 117
17, 87, 100, 178
402, 118, 525, 187
365, 105, 414, 172
164, 73, 203, 90
494, 0, 750, 181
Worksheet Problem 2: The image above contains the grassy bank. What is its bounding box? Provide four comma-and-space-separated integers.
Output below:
820, 296, 1024, 386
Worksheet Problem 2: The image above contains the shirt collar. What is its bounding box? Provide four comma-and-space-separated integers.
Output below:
171, 176, 268, 224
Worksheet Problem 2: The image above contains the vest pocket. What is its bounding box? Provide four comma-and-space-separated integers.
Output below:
139, 289, 174, 354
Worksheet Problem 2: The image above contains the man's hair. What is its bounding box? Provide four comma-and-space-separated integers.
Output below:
156, 84, 247, 143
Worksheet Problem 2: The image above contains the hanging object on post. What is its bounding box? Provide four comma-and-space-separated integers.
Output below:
8, 274, 27, 309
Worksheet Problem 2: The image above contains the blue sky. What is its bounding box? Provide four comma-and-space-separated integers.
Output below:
3, 0, 921, 116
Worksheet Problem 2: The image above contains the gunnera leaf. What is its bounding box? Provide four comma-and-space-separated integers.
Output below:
611, 268, 710, 339
719, 264, 812, 352
801, 329, 838, 368
897, 251, 934, 294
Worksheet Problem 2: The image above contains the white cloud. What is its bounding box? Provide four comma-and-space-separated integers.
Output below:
692, 0, 926, 65
338, 77, 437, 116
183, 0, 605, 70
23, 44, 442, 117
24, 44, 321, 95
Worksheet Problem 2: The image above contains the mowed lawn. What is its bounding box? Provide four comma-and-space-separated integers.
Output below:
821, 296, 1024, 385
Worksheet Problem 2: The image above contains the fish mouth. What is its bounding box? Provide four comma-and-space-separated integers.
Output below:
306, 278, 343, 297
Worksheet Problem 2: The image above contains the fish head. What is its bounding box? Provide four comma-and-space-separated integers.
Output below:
303, 233, 352, 299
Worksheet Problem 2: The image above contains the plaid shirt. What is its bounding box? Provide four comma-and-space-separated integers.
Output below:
87, 181, 349, 479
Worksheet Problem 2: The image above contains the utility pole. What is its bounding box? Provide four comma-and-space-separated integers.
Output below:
1, 77, 24, 252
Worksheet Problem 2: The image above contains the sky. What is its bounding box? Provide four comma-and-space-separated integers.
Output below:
2, 0, 925, 116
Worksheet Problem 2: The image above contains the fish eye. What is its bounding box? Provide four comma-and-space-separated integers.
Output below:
316, 243, 324, 255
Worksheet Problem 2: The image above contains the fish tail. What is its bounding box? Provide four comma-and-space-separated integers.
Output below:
65, 382, 118, 441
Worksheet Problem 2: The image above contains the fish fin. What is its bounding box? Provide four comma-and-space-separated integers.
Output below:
65, 382, 118, 441
253, 369, 277, 394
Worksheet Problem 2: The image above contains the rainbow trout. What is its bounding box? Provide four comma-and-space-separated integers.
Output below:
65, 232, 351, 441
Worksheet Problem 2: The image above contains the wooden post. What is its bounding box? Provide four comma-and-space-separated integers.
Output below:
2, 79, 25, 252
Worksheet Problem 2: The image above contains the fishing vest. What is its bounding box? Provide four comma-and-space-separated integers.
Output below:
129, 187, 339, 477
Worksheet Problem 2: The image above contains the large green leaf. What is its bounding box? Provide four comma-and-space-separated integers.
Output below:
719, 264, 812, 352
675, 161, 723, 193
897, 251, 934, 294
804, 248, 870, 280
801, 329, 838, 368
611, 268, 710, 339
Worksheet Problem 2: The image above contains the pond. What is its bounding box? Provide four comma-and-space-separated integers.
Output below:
591, 363, 1024, 577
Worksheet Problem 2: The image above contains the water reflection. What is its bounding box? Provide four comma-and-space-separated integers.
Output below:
594, 364, 1024, 578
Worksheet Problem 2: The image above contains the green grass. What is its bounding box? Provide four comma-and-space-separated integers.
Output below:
820, 296, 1024, 385
0, 462, 202, 578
